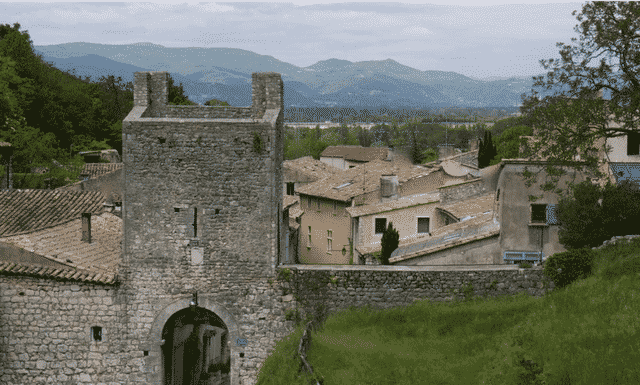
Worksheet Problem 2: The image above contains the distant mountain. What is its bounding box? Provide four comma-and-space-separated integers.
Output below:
34, 42, 551, 108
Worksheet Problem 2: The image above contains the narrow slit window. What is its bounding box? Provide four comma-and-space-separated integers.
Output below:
91, 326, 102, 342
193, 207, 198, 237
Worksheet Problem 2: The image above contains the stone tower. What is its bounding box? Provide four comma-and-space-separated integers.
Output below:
121, 71, 292, 385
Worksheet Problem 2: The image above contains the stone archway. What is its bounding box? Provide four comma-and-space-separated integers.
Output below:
146, 297, 241, 385
162, 307, 229, 385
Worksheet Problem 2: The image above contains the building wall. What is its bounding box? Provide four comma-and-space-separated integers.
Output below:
399, 169, 447, 197
606, 135, 640, 163
0, 276, 125, 385
319, 156, 345, 170
121, 71, 295, 385
356, 202, 439, 250
497, 162, 588, 262
298, 196, 351, 264
439, 178, 488, 205
57, 167, 123, 204
397, 235, 501, 265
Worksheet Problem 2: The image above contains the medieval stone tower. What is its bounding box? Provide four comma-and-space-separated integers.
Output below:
121, 71, 293, 385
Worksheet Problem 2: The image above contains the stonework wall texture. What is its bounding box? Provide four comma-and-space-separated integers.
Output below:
439, 179, 487, 205
0, 276, 125, 385
284, 265, 556, 318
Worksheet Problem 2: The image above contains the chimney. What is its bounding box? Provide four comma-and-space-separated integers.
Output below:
82, 213, 92, 243
597, 88, 603, 99
386, 146, 395, 161
470, 139, 480, 152
380, 175, 399, 202
0, 142, 13, 190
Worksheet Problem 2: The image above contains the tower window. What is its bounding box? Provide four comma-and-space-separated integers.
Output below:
91, 326, 102, 342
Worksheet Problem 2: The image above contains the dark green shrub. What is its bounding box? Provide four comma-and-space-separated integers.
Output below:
543, 248, 596, 289
380, 222, 399, 265
518, 261, 533, 268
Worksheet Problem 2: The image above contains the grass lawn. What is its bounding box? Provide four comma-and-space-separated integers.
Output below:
257, 237, 640, 385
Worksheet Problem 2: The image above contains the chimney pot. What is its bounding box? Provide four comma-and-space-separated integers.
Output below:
82, 212, 92, 243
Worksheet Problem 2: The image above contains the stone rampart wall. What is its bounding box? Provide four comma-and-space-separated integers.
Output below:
281, 265, 555, 319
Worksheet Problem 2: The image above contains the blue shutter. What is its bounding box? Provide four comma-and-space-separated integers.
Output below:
547, 204, 559, 225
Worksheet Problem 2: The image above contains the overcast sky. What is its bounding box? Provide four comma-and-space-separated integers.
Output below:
2, 1, 587, 80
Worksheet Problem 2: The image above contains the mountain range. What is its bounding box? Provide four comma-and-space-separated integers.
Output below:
33, 42, 548, 109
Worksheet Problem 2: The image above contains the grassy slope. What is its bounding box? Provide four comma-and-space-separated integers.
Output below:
257, 237, 640, 385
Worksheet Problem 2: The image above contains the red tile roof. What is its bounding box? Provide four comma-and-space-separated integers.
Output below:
80, 163, 123, 178
0, 261, 117, 284
0, 190, 105, 237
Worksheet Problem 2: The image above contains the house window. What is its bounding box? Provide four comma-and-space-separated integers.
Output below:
287, 182, 295, 196
375, 218, 387, 234
417, 217, 430, 234
627, 131, 640, 155
308, 226, 312, 243
91, 326, 102, 342
327, 230, 332, 237
531, 204, 547, 224
327, 238, 332, 251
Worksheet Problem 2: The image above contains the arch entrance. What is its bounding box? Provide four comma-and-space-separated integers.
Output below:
162, 307, 231, 385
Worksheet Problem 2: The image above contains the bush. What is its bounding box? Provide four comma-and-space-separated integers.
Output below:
543, 248, 596, 289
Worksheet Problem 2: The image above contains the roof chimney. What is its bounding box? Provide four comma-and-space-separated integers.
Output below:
82, 212, 92, 243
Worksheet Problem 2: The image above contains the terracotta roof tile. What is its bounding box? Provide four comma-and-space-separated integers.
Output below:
80, 163, 123, 179
346, 192, 440, 218
0, 190, 105, 236
321, 146, 389, 162
0, 261, 117, 284
296, 159, 432, 201
0, 212, 122, 275
284, 156, 341, 183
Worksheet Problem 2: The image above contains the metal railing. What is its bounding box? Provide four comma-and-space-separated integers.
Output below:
390, 221, 500, 259
503, 251, 544, 264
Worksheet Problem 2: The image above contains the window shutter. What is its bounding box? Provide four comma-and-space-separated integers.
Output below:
547, 204, 559, 225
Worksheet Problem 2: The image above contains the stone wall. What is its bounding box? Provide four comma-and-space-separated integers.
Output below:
439, 178, 488, 205
0, 276, 125, 385
281, 265, 556, 318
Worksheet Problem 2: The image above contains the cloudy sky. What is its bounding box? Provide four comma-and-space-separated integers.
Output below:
1, 1, 587, 80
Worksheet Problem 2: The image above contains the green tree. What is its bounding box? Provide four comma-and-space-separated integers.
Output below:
478, 130, 497, 168
489, 125, 534, 166
204, 98, 230, 106
380, 222, 399, 265
167, 74, 197, 106
520, 2, 640, 190
557, 180, 640, 250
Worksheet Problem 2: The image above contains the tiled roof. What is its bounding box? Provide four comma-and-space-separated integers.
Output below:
0, 190, 105, 237
346, 191, 440, 218
284, 156, 341, 182
80, 163, 123, 178
438, 193, 495, 220
0, 212, 122, 278
0, 261, 117, 284
283, 195, 299, 210
388, 213, 500, 263
296, 159, 433, 202
320, 146, 389, 162
0, 241, 72, 269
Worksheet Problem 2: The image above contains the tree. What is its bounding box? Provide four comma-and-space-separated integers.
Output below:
489, 125, 534, 166
380, 222, 399, 265
520, 2, 640, 190
478, 130, 497, 168
167, 74, 197, 106
557, 179, 640, 250
204, 98, 230, 106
